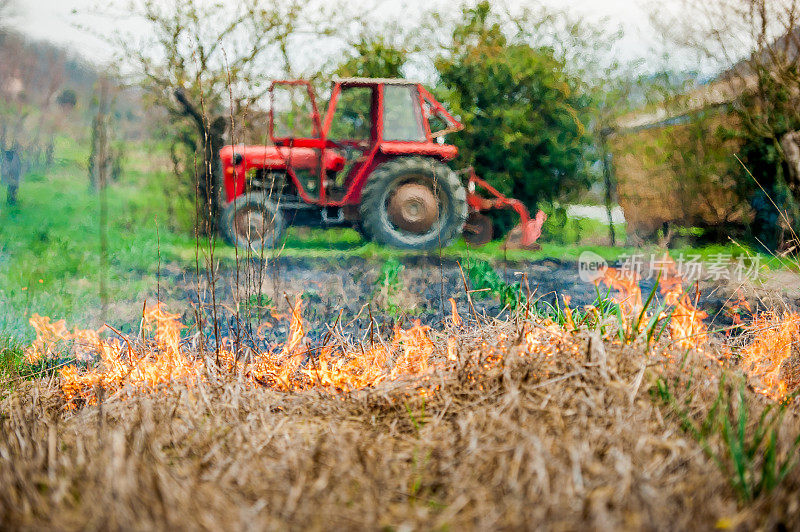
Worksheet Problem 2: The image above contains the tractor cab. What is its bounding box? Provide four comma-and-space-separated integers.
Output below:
220, 78, 462, 207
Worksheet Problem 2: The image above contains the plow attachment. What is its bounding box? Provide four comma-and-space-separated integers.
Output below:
462, 169, 547, 249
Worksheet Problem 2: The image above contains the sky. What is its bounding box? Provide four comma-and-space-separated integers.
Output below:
11, 0, 685, 72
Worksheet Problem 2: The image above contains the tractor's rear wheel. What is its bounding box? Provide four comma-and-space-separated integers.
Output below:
221, 192, 285, 251
359, 157, 467, 250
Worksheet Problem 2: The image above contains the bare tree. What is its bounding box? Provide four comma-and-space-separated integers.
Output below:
0, 33, 66, 163
111, 0, 328, 233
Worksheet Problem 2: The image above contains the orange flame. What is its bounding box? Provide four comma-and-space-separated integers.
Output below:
562, 295, 575, 330
449, 297, 462, 327
280, 297, 305, 359
726, 291, 752, 327
447, 337, 458, 361
738, 312, 800, 400
44, 293, 456, 405
60, 303, 203, 407
390, 321, 434, 378
38, 257, 793, 410
596, 267, 642, 316
597, 256, 709, 350
25, 314, 102, 364
658, 258, 708, 351
25, 314, 70, 363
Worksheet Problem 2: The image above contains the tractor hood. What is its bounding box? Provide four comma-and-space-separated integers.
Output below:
219, 144, 346, 203
219, 145, 345, 173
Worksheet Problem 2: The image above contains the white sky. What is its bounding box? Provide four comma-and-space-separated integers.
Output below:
12, 0, 685, 72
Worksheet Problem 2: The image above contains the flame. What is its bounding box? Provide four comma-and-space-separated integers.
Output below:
60, 303, 204, 407
595, 267, 642, 316
300, 343, 390, 391
248, 297, 306, 389
25, 314, 102, 363
390, 321, 434, 378
247, 318, 435, 392
658, 258, 708, 351
594, 257, 800, 400
70, 327, 102, 362
298, 321, 434, 392
143, 304, 185, 355
447, 337, 458, 361
562, 295, 575, 330
596, 257, 708, 350
43, 293, 454, 406
726, 291, 751, 327
33, 257, 793, 409
25, 314, 71, 363
662, 286, 709, 351
738, 312, 800, 400
449, 297, 462, 327
281, 297, 305, 358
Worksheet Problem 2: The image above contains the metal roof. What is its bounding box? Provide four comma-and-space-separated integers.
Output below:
615, 74, 756, 133
331, 77, 420, 86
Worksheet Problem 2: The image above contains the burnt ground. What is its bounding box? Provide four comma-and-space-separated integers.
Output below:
146, 256, 800, 350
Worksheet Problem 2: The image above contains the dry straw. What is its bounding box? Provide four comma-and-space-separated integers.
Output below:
3, 314, 800, 530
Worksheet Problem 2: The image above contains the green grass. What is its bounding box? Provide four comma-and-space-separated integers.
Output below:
0, 137, 195, 335
179, 227, 639, 263
0, 334, 24, 391
201, 226, 776, 269
655, 373, 800, 502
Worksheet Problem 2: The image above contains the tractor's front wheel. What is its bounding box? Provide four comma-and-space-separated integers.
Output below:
360, 157, 467, 250
221, 192, 285, 251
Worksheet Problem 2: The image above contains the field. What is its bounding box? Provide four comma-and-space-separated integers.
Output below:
2, 140, 800, 530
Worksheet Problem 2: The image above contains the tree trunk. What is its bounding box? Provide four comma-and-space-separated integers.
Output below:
89, 82, 111, 191
174, 89, 224, 236
600, 130, 617, 246
781, 131, 800, 201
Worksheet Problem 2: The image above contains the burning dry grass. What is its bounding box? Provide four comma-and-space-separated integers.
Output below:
736, 311, 800, 399
4, 266, 800, 529
3, 314, 800, 530
22, 297, 442, 406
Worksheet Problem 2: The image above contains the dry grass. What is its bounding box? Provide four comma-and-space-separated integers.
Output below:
2, 318, 800, 531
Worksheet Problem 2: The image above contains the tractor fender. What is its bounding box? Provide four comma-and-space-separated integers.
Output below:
379, 142, 458, 161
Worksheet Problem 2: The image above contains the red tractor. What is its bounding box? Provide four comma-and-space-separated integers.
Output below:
219, 78, 546, 251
